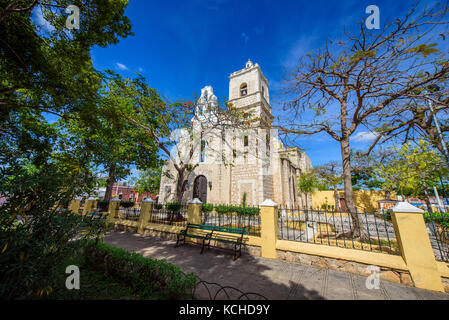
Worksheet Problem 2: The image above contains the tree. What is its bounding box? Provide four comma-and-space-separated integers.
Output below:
297, 171, 319, 221
375, 140, 447, 212
1, 0, 134, 201
372, 94, 449, 161
350, 150, 387, 192
279, 1, 449, 238
1, 0, 133, 149
315, 161, 343, 211
0, 1, 132, 297
59, 71, 162, 202
135, 168, 162, 195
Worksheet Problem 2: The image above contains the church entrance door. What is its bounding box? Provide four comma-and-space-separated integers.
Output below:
193, 175, 208, 203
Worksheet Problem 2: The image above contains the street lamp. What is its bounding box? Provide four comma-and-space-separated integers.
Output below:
425, 84, 449, 168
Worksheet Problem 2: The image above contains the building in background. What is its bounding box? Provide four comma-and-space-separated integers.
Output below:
158, 60, 312, 206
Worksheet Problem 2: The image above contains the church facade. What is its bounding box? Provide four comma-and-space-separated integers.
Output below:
158, 61, 312, 207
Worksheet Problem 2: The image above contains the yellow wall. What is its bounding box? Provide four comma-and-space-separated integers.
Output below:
312, 190, 397, 212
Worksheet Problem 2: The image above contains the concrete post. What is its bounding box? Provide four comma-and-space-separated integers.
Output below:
82, 197, 96, 216
138, 198, 154, 234
260, 199, 279, 259
391, 202, 444, 292
106, 197, 121, 225
188, 198, 203, 224
69, 199, 81, 214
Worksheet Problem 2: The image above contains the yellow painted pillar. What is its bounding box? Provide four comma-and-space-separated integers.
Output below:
188, 198, 203, 224
138, 199, 154, 234
391, 202, 444, 292
106, 197, 121, 225
82, 197, 96, 216
260, 199, 279, 259
69, 199, 81, 214
186, 198, 203, 245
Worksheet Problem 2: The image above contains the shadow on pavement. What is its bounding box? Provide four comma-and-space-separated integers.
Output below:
104, 230, 325, 300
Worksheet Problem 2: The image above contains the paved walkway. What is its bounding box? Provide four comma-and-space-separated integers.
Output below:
104, 231, 449, 300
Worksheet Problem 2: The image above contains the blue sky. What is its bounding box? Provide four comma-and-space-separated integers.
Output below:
34, 0, 443, 174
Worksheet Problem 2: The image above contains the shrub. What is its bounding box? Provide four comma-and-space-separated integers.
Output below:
120, 200, 134, 208
202, 204, 214, 213
154, 203, 163, 210
166, 202, 182, 212
0, 161, 103, 299
213, 205, 259, 216
83, 241, 197, 299
423, 211, 449, 228
97, 199, 109, 212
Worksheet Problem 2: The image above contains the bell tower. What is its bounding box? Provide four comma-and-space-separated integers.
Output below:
228, 60, 273, 125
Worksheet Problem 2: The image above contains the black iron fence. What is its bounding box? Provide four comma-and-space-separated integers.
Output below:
201, 204, 261, 237
278, 206, 399, 255
424, 211, 449, 262
122, 207, 141, 221
149, 203, 188, 227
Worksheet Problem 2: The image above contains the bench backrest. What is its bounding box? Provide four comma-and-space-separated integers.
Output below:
212, 225, 246, 235
86, 212, 103, 218
186, 223, 215, 232
185, 223, 246, 236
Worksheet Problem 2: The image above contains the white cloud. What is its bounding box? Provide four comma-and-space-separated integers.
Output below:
32, 7, 55, 33
282, 35, 318, 68
353, 131, 379, 142
138, 67, 144, 72
241, 32, 249, 44
116, 62, 129, 71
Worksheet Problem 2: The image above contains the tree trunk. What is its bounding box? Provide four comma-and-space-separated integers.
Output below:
339, 138, 364, 239
175, 167, 185, 204
104, 164, 116, 202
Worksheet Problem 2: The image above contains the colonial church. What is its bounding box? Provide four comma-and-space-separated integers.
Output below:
158, 60, 312, 207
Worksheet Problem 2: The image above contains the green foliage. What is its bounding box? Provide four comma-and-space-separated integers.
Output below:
375, 140, 447, 198
83, 241, 197, 299
201, 204, 214, 213
213, 205, 260, 216
405, 43, 439, 57
166, 202, 182, 212
241, 192, 247, 207
154, 203, 163, 210
135, 168, 162, 195
0, 160, 106, 299
423, 211, 449, 228
120, 200, 134, 208
298, 171, 319, 195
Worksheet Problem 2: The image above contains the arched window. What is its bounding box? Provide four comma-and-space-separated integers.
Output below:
262, 86, 265, 97
240, 83, 247, 96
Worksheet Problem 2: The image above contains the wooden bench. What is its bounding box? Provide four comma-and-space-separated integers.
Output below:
176, 223, 246, 260
207, 226, 246, 260
175, 223, 215, 254
85, 211, 104, 220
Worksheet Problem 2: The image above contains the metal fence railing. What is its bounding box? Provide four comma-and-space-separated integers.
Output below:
278, 206, 399, 255
121, 207, 141, 221
201, 205, 261, 237
149, 203, 188, 227
424, 211, 449, 262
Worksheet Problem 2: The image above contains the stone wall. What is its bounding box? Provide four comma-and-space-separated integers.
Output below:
276, 249, 414, 286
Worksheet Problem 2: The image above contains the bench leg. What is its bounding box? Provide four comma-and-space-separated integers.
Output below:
175, 234, 184, 248
233, 243, 238, 261
200, 238, 207, 254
